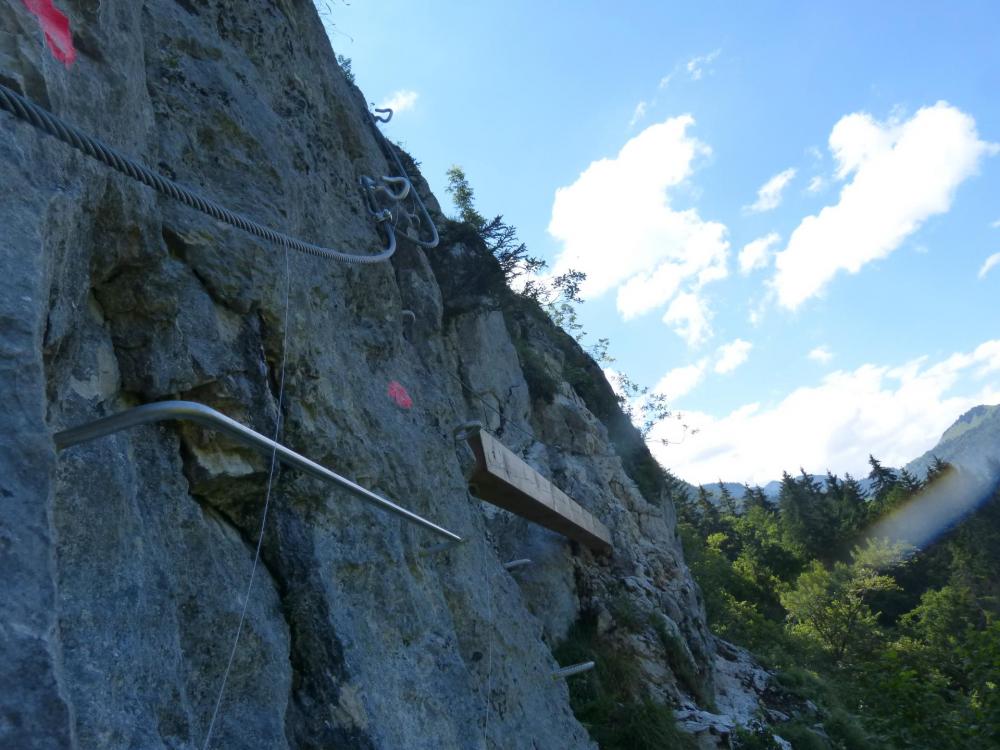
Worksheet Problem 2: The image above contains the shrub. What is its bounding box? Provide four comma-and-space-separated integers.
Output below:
553, 617, 694, 749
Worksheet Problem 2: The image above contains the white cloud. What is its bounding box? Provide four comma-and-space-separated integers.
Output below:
807, 176, 825, 193
808, 345, 834, 364
746, 168, 797, 213
650, 340, 1000, 484
715, 339, 753, 374
653, 360, 709, 400
686, 49, 721, 81
739, 232, 780, 274
979, 252, 1000, 279
772, 102, 997, 310
629, 100, 648, 128
664, 292, 713, 347
378, 89, 419, 113
548, 116, 729, 334
658, 73, 674, 89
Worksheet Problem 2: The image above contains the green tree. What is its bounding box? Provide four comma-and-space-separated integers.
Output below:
781, 540, 905, 663
445, 165, 546, 283
718, 481, 738, 516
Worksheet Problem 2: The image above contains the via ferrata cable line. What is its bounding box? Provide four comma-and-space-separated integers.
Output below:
0, 82, 396, 264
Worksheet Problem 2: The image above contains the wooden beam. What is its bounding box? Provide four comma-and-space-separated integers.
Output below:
459, 424, 612, 554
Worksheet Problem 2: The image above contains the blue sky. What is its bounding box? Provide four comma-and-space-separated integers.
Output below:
319, 0, 1000, 484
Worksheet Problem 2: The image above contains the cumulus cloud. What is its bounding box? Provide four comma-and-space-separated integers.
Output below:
746, 168, 797, 213
653, 360, 709, 400
686, 49, 721, 81
715, 339, 753, 374
772, 102, 997, 310
548, 116, 729, 337
807, 176, 825, 193
378, 89, 419, 113
649, 340, 1000, 485
739, 232, 780, 274
979, 252, 1000, 280
808, 345, 834, 364
664, 292, 713, 347
629, 100, 648, 127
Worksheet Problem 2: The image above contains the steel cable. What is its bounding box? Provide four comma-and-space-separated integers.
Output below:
0, 82, 396, 264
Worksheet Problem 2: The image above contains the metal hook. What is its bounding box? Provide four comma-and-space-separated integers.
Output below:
380, 175, 411, 201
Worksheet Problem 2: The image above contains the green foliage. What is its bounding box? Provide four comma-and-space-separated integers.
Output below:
445, 165, 546, 284
553, 618, 693, 749
335, 54, 354, 84
677, 457, 1000, 748
512, 337, 559, 404
652, 616, 714, 707
733, 725, 787, 749
776, 722, 831, 750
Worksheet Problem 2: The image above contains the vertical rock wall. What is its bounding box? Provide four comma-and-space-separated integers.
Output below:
1, 1, 727, 747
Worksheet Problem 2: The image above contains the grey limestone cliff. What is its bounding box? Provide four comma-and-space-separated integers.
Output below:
0, 2, 766, 747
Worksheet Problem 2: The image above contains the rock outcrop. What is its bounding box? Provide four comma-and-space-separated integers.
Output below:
1, 2, 772, 747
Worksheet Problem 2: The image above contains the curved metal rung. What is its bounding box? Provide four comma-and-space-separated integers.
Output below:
503, 559, 532, 571
372, 106, 393, 123
369, 120, 439, 249
380, 175, 411, 201
54, 401, 462, 542
551, 661, 595, 680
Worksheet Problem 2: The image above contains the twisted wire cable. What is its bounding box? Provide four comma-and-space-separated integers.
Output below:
0, 82, 395, 264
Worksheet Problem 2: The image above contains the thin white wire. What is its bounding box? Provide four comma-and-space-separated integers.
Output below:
483, 532, 494, 748
201, 240, 292, 749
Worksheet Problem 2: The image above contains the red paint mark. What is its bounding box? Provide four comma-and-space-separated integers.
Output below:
21, 0, 76, 69
387, 381, 413, 410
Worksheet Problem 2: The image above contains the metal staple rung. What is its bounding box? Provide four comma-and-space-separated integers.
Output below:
551, 661, 595, 680
371, 110, 439, 250
503, 559, 532, 571
54, 400, 461, 542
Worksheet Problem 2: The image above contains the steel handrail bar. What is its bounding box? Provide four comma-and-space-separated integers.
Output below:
54, 400, 461, 542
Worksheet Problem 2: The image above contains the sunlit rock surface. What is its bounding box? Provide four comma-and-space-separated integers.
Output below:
0, 1, 778, 747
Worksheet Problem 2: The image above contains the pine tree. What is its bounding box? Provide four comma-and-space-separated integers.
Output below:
899, 468, 923, 495
868, 455, 898, 504
924, 456, 951, 484
717, 481, 738, 516
695, 485, 721, 533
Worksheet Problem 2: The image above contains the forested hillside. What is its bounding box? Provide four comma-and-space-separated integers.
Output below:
675, 452, 1000, 748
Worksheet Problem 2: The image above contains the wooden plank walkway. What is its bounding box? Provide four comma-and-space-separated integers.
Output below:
459, 424, 613, 554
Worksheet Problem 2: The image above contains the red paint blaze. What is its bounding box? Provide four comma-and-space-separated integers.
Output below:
21, 0, 76, 68
387, 381, 413, 410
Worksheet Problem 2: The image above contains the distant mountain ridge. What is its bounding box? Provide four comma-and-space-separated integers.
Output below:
701, 403, 1000, 502
905, 403, 1000, 480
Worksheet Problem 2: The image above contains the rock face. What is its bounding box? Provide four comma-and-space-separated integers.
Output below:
906, 403, 1000, 480
0, 2, 759, 747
